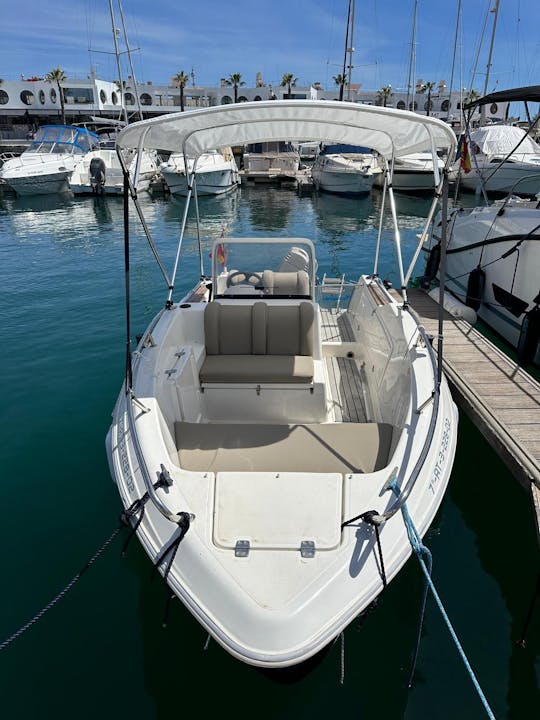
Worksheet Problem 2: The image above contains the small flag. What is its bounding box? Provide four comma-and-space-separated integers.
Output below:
459, 135, 472, 174
216, 242, 227, 266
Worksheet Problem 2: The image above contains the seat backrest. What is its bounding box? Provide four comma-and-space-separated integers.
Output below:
204, 301, 314, 357
262, 270, 310, 296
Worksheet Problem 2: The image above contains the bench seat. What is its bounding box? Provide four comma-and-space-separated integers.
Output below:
200, 354, 314, 384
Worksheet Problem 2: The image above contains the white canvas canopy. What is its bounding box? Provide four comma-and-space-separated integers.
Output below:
116, 100, 457, 161
470, 125, 540, 156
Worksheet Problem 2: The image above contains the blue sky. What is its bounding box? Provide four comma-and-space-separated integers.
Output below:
1, 0, 539, 94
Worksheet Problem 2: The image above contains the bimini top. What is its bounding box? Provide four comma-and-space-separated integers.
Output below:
116, 100, 457, 161
464, 85, 540, 110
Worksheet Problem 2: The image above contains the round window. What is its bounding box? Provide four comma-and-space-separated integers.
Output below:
50, 88, 57, 103
100, 89, 107, 103
20, 90, 35, 106
396, 100, 406, 110
140, 93, 152, 106
111, 91, 118, 105
490, 103, 498, 114
221, 95, 232, 105
0, 89, 9, 105
441, 99, 450, 112
125, 92, 135, 106
39, 89, 45, 104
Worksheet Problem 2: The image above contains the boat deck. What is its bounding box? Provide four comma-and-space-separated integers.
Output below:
320, 307, 368, 423
404, 288, 540, 544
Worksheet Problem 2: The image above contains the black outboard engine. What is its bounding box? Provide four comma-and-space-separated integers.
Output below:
89, 157, 107, 194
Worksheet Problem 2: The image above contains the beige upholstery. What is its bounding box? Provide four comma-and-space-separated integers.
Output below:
262, 270, 310, 296
175, 422, 394, 473
200, 301, 315, 383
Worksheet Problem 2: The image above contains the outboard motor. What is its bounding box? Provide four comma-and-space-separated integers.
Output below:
89, 157, 107, 195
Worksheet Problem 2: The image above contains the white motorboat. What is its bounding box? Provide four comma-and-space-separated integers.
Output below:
374, 151, 447, 192
0, 125, 98, 195
458, 124, 540, 197
70, 137, 159, 195
106, 100, 459, 669
159, 148, 240, 196
423, 195, 540, 366
311, 144, 382, 195
242, 141, 300, 177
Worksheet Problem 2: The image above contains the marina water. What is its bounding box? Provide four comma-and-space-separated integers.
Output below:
0, 184, 538, 719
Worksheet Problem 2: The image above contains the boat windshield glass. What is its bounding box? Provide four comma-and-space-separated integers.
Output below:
212, 239, 314, 298
27, 126, 98, 155
322, 144, 372, 155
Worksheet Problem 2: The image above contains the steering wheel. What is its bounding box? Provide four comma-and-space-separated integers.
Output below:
226, 270, 263, 288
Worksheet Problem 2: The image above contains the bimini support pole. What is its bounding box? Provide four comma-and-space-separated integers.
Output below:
166, 153, 200, 306
373, 157, 389, 276
386, 152, 407, 304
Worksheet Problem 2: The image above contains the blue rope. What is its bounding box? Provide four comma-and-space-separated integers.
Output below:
389, 480, 496, 719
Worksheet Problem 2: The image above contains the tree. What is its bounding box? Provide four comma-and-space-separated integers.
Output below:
376, 85, 393, 108
280, 73, 297, 98
45, 66, 67, 125
225, 73, 245, 103
173, 71, 190, 111
419, 81, 436, 116
333, 73, 346, 101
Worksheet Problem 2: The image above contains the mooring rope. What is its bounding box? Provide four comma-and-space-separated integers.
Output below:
389, 480, 497, 719
0, 525, 123, 652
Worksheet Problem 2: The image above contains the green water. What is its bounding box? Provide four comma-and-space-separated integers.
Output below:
0, 185, 538, 719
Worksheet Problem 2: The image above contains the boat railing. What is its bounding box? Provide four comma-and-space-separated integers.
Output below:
502, 172, 540, 203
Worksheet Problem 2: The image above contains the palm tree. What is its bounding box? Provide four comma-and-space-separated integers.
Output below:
419, 81, 436, 116
45, 66, 67, 125
280, 73, 297, 98
173, 71, 190, 111
376, 85, 393, 108
333, 73, 346, 101
225, 73, 245, 103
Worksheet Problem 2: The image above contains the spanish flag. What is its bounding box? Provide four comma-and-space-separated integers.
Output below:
459, 135, 472, 174
216, 242, 227, 266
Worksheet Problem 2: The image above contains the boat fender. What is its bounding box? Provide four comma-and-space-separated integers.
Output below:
90, 157, 107, 194
465, 267, 485, 311
428, 288, 477, 324
421, 243, 441, 289
517, 303, 540, 366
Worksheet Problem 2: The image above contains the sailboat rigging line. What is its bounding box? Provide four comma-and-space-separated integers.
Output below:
123, 171, 132, 390
392, 481, 497, 719
0, 524, 123, 652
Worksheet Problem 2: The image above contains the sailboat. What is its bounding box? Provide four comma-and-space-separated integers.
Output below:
106, 99, 459, 668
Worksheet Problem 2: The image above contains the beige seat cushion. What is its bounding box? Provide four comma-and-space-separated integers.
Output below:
175, 422, 394, 474
200, 354, 314, 383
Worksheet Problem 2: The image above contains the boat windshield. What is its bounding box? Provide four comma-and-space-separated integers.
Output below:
212, 239, 315, 299
322, 144, 372, 155
27, 126, 98, 155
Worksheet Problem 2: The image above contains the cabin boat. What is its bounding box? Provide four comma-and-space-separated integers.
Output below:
159, 148, 240, 196
311, 144, 382, 196
106, 100, 459, 668
0, 125, 98, 195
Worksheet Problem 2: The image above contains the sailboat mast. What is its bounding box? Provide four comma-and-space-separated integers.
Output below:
108, 0, 128, 125
340, 0, 352, 101
481, 0, 500, 124
346, 0, 355, 101
117, 0, 144, 121
405, 0, 418, 111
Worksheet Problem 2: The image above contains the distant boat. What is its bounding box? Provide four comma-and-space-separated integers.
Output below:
160, 149, 240, 196
242, 141, 300, 177
311, 144, 381, 196
0, 125, 98, 195
423, 195, 540, 366
374, 151, 447, 192
70, 128, 159, 195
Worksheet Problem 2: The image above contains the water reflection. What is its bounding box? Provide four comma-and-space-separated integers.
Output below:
241, 184, 294, 231
311, 191, 373, 237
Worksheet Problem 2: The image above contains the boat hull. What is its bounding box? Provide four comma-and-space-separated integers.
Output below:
161, 167, 238, 196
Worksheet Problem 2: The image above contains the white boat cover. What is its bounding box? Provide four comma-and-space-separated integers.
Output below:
469, 125, 540, 156
116, 100, 456, 160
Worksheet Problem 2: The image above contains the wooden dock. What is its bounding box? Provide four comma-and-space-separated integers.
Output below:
405, 288, 540, 543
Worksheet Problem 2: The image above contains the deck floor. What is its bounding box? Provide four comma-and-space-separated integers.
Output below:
320, 308, 368, 423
